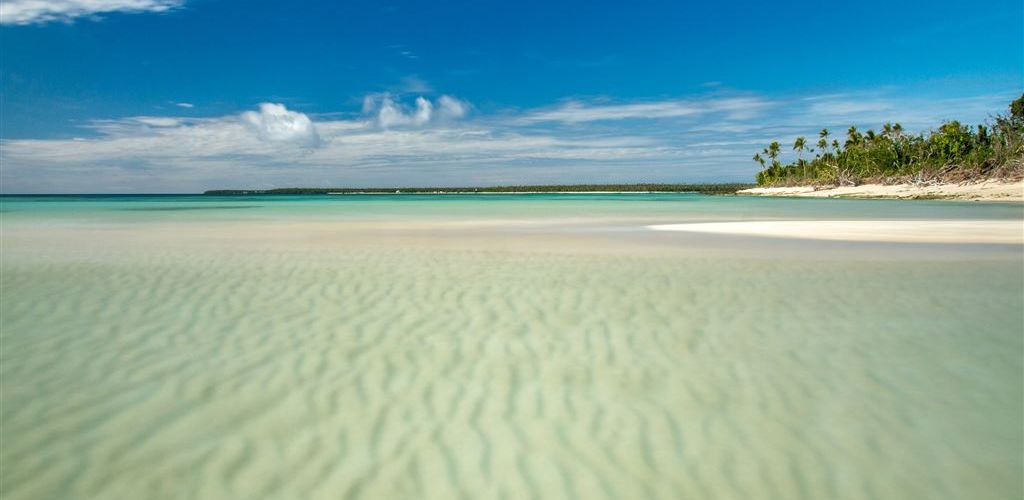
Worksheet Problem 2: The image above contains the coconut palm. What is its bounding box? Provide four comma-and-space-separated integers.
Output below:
817, 136, 829, 179
818, 128, 831, 170
846, 126, 860, 148
793, 137, 807, 159
816, 137, 828, 155
767, 141, 781, 166
832, 139, 843, 183
752, 153, 766, 170
793, 136, 807, 178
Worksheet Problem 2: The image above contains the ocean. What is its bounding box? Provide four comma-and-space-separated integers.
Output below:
2, 193, 1022, 499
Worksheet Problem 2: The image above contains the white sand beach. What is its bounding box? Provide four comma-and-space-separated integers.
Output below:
737, 180, 1024, 202
649, 220, 1024, 244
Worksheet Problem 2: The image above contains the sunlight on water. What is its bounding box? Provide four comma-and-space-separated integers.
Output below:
2, 194, 1022, 499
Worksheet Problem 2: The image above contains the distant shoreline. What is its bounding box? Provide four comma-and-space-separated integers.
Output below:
327, 191, 688, 195
203, 184, 754, 196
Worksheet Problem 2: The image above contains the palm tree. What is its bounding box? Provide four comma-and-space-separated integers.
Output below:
767, 141, 781, 166
793, 136, 807, 178
832, 139, 843, 184
817, 128, 831, 176
793, 137, 807, 160
752, 153, 766, 170
846, 126, 861, 149
816, 137, 828, 177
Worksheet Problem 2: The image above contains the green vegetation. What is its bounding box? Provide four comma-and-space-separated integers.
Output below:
753, 94, 1024, 186
204, 183, 754, 195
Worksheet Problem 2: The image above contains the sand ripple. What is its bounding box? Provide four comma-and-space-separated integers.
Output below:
1, 225, 1022, 499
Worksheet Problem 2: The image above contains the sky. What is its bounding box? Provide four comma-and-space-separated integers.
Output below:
1, 0, 1022, 193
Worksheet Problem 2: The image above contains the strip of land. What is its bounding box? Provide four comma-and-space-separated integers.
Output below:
737, 180, 1024, 202
649, 220, 1023, 244
204, 183, 753, 195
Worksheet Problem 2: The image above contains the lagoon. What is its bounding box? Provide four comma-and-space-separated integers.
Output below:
2, 194, 1022, 499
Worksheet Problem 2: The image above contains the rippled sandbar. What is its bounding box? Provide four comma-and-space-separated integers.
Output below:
2, 194, 1022, 499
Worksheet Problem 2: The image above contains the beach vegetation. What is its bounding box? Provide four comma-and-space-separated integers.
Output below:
753, 94, 1024, 186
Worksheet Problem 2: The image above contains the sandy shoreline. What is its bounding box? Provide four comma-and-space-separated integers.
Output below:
649, 220, 1024, 244
737, 180, 1024, 202
327, 191, 691, 194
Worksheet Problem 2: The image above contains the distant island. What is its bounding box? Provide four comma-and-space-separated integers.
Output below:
204, 183, 754, 195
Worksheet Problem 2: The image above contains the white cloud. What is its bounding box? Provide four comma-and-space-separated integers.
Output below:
525, 100, 699, 123
361, 95, 377, 114
0, 0, 183, 25
241, 103, 320, 147
792, 92, 1015, 131
175, 102, 194, 108
375, 96, 409, 128
413, 97, 432, 125
522, 96, 771, 124
709, 97, 773, 120
437, 95, 468, 120
0, 100, 676, 192
366, 94, 468, 128
806, 98, 893, 118
133, 116, 183, 127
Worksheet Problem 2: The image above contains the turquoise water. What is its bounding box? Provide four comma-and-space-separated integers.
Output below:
2, 194, 1022, 499
4, 193, 1023, 222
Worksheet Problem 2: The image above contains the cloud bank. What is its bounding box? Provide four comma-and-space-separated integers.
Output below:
1, 88, 1017, 193
0, 0, 183, 25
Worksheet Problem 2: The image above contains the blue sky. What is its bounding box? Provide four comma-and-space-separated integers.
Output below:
1, 0, 1021, 192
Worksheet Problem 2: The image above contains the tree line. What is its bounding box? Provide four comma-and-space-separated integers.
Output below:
752, 94, 1024, 186
204, 183, 754, 195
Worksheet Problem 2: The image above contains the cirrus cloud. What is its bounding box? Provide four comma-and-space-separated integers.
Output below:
521, 96, 771, 124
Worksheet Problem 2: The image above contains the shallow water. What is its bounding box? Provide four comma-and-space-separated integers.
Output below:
2, 194, 1022, 499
